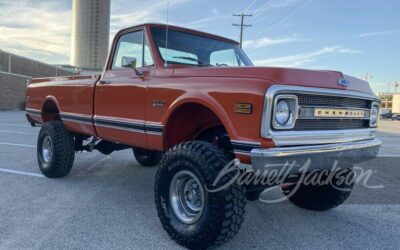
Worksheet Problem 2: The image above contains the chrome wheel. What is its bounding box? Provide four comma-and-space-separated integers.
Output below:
169, 170, 205, 224
42, 135, 53, 165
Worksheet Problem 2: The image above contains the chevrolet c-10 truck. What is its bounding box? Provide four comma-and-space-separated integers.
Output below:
25, 23, 381, 249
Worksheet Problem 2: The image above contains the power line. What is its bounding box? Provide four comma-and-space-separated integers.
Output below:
243, 0, 257, 12
233, 13, 252, 48
255, 0, 312, 35
253, 0, 274, 16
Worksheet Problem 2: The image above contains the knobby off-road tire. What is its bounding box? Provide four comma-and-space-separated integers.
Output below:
133, 148, 163, 167
155, 141, 246, 249
283, 168, 355, 211
37, 121, 75, 178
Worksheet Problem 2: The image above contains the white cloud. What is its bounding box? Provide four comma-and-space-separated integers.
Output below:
254, 46, 362, 67
356, 29, 399, 38
0, 0, 71, 64
337, 48, 364, 54
0, 0, 189, 64
110, 0, 189, 35
212, 8, 219, 15
243, 36, 306, 49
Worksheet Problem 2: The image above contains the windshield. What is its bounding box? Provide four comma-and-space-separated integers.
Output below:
151, 27, 253, 67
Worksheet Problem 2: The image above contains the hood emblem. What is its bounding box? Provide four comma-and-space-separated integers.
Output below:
338, 78, 350, 87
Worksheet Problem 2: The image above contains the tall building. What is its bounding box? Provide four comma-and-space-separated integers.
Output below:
71, 0, 110, 70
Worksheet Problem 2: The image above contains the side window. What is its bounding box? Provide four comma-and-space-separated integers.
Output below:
112, 31, 144, 69
210, 49, 240, 66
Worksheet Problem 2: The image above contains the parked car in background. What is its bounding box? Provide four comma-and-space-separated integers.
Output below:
380, 108, 392, 119
392, 114, 400, 120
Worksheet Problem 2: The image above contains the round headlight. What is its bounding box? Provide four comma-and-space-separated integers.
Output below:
370, 105, 378, 126
275, 100, 290, 125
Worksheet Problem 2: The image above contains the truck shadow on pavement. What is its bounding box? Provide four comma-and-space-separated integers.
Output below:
65, 153, 400, 249
4, 150, 397, 249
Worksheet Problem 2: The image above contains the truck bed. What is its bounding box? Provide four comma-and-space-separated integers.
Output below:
25, 74, 100, 136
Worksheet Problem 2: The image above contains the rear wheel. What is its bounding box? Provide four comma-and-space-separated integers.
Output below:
155, 141, 246, 249
37, 121, 75, 178
133, 148, 162, 167
282, 168, 355, 211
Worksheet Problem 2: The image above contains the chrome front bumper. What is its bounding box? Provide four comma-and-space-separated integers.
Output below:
250, 139, 381, 175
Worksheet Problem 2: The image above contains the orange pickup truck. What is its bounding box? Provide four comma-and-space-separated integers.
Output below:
25, 23, 381, 249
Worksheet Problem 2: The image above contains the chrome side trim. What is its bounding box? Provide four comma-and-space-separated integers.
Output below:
26, 109, 42, 118
25, 108, 41, 114
93, 115, 164, 135
60, 112, 93, 125
261, 85, 380, 146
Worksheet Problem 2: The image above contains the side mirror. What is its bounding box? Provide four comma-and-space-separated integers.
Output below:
121, 56, 137, 68
121, 56, 144, 77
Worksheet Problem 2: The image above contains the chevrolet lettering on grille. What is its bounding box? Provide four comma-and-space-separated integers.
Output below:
314, 108, 365, 118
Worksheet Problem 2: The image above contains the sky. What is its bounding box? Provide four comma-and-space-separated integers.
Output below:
0, 0, 399, 93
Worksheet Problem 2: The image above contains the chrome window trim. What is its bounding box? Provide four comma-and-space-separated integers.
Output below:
261, 85, 380, 146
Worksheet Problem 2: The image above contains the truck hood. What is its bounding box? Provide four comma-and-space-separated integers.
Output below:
172, 66, 373, 94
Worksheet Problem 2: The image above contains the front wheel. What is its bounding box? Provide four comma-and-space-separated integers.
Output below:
37, 121, 75, 178
155, 141, 246, 249
282, 168, 355, 211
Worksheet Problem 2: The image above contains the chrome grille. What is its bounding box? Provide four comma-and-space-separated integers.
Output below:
297, 94, 370, 108
292, 94, 372, 131
294, 119, 369, 130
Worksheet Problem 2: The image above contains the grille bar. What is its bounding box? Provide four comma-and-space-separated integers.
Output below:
294, 119, 369, 131
297, 94, 371, 109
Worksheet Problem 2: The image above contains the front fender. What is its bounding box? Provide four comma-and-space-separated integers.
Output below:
162, 92, 239, 140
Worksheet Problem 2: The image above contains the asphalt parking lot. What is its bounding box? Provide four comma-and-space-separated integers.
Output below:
0, 111, 399, 249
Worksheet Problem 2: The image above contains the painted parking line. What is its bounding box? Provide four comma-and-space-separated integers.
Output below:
0, 168, 44, 178
0, 143, 36, 148
0, 129, 35, 135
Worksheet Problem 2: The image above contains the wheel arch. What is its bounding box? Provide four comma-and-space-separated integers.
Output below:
41, 96, 61, 122
162, 95, 237, 150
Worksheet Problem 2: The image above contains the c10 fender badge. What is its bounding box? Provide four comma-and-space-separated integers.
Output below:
338, 78, 350, 87
234, 103, 252, 114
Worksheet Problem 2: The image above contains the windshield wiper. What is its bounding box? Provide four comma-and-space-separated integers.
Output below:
172, 56, 213, 66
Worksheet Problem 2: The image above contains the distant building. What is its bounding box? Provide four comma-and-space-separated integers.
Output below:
71, 0, 110, 70
0, 50, 78, 110
378, 92, 400, 114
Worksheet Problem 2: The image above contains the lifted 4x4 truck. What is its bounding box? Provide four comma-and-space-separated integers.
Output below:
25, 23, 381, 249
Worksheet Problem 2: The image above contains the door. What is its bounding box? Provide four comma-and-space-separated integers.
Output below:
94, 29, 154, 148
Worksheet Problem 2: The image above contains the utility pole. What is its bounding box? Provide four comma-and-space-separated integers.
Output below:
394, 81, 399, 93
233, 13, 252, 48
